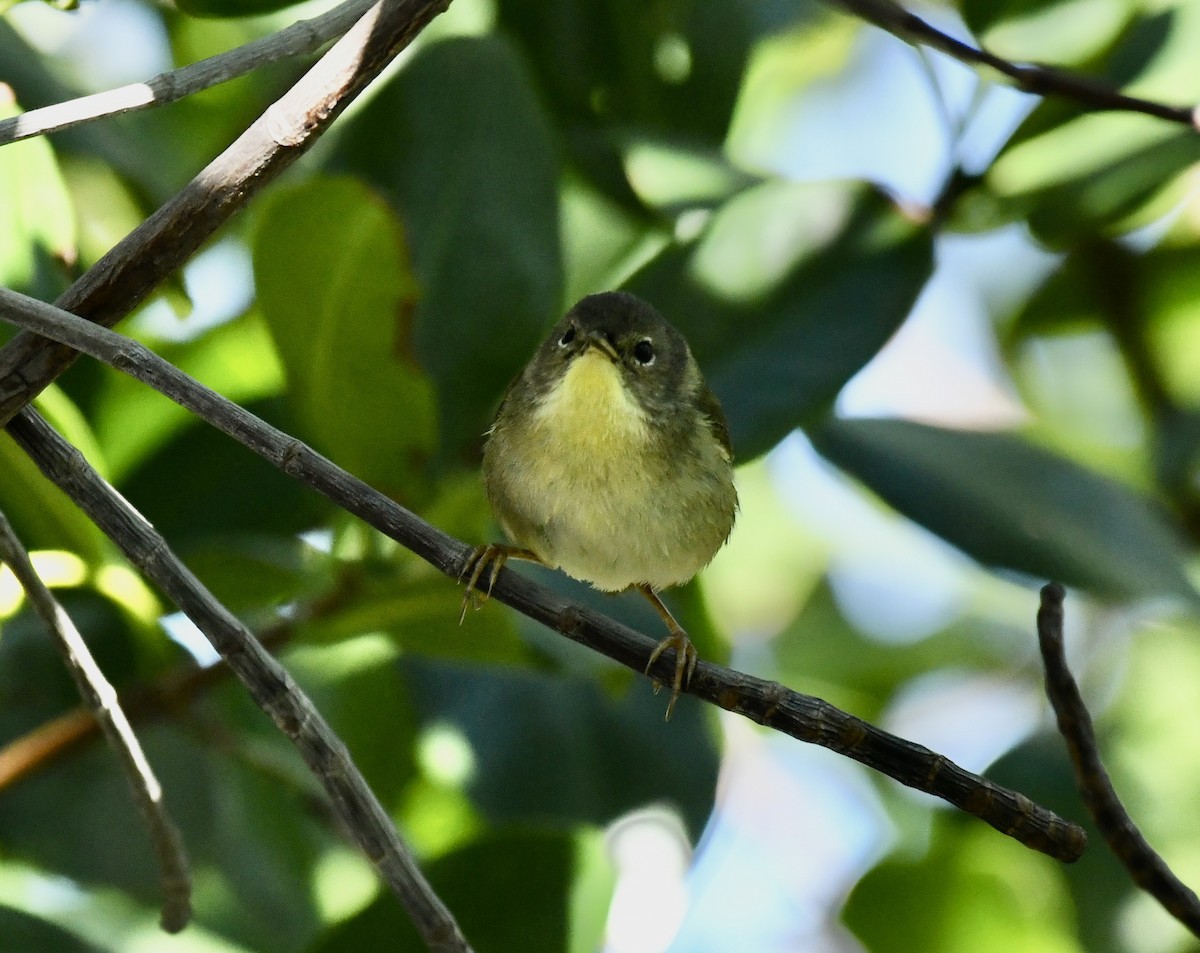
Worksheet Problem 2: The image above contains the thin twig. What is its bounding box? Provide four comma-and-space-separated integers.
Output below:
0, 576, 358, 793
830, 0, 1198, 128
0, 288, 1088, 863
0, 509, 191, 932
0, 0, 453, 429
1038, 583, 1200, 931
6, 407, 473, 953
0, 0, 376, 147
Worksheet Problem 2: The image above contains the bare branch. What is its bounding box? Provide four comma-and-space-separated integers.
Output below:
0, 509, 191, 932
0, 287, 1088, 863
830, 0, 1198, 128
6, 407, 473, 953
0, 0, 376, 147
0, 0, 453, 429
1038, 583, 1200, 932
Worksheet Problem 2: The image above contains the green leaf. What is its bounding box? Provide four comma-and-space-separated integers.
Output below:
309, 829, 576, 953
960, 0, 1136, 64
499, 0, 786, 142
629, 184, 934, 460
402, 658, 720, 837
254, 176, 435, 499
844, 822, 1080, 953
333, 37, 562, 464
568, 829, 616, 953
497, 0, 800, 208
0, 89, 75, 289
979, 5, 1200, 245
0, 907, 103, 953
810, 417, 1197, 603
1008, 124, 1200, 246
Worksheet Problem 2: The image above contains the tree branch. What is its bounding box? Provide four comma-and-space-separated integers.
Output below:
0, 0, 377, 147
1038, 583, 1200, 932
0, 508, 191, 932
829, 0, 1199, 128
0, 0, 453, 429
6, 407, 473, 953
0, 287, 1088, 863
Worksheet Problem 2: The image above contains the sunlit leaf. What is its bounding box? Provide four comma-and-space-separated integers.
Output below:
254, 176, 435, 499
287, 636, 418, 811
174, 0, 306, 20
844, 822, 1081, 953
980, 5, 1200, 245
0, 89, 75, 289
498, 0, 804, 208
990, 733, 1132, 952
961, 0, 1135, 64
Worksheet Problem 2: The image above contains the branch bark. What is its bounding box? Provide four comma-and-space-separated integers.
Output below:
0, 0, 452, 429
830, 0, 1198, 128
0, 287, 1088, 863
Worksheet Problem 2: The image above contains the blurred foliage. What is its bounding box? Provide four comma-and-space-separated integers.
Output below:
2, 0, 1200, 952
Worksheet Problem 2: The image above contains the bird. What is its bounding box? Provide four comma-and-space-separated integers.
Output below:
460, 290, 738, 717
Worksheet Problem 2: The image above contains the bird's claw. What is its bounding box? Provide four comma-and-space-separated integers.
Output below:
458, 544, 508, 624
645, 629, 698, 720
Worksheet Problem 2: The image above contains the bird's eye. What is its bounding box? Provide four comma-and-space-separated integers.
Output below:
633, 339, 655, 365
558, 326, 576, 347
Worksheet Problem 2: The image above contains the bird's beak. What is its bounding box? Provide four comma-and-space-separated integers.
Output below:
583, 330, 619, 362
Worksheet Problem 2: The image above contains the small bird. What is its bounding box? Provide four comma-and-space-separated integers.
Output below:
460, 291, 738, 717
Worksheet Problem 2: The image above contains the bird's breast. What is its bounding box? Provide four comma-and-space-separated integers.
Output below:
484, 354, 735, 592
531, 350, 650, 450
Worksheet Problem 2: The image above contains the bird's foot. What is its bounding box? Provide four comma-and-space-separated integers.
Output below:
645, 628, 698, 721
458, 544, 538, 623
458, 544, 506, 623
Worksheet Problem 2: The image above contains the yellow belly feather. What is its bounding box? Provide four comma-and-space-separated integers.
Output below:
491, 351, 734, 591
